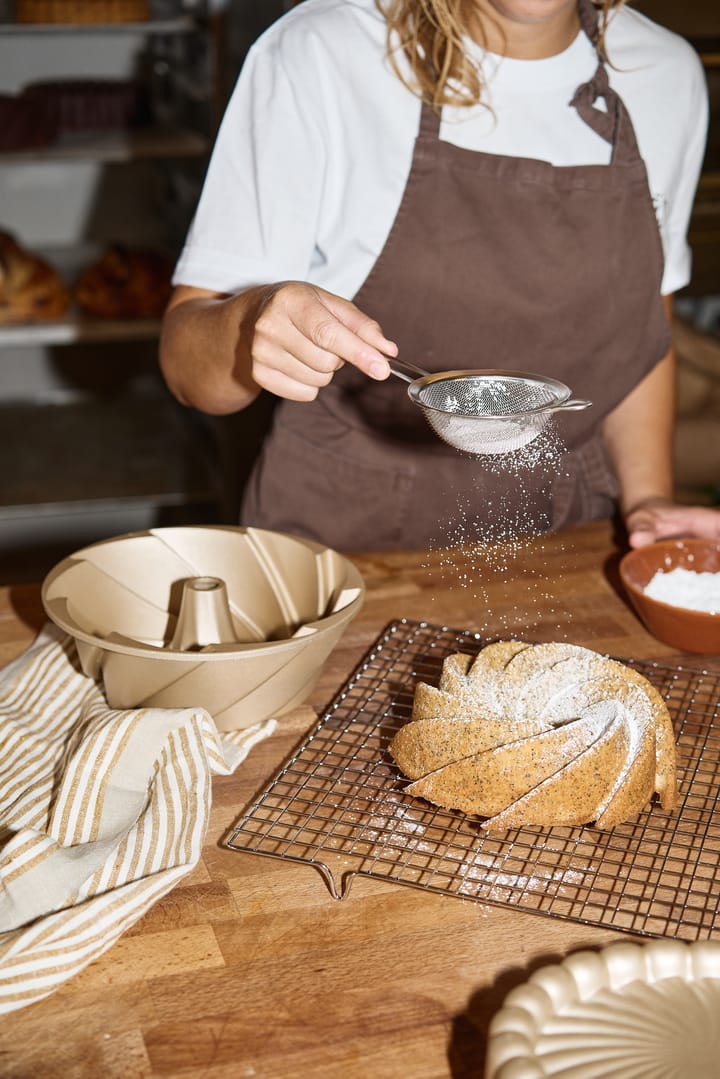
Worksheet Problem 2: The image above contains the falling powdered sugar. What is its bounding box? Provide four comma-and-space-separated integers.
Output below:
426, 424, 570, 635
644, 567, 720, 613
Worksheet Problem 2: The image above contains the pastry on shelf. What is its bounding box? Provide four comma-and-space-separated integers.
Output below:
16, 0, 149, 23
0, 230, 70, 324
74, 244, 173, 319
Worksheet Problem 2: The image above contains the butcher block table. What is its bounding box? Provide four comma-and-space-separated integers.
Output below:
0, 519, 718, 1079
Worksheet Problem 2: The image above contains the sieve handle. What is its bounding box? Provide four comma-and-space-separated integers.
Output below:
387, 358, 431, 383
549, 399, 592, 414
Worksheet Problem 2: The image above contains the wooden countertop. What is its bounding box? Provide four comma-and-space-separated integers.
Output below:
0, 519, 716, 1079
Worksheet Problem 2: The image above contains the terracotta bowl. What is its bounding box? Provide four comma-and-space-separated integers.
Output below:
619, 538, 720, 654
42, 525, 365, 731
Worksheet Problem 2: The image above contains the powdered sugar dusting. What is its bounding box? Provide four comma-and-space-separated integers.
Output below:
425, 425, 570, 636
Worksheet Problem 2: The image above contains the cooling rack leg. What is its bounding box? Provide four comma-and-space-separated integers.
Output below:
312, 859, 342, 899
275, 854, 352, 900
312, 861, 357, 900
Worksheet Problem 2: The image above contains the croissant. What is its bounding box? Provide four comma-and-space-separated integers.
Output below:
74, 245, 173, 319
0, 230, 70, 324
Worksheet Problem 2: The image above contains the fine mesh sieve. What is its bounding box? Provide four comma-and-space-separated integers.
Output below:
389, 360, 592, 454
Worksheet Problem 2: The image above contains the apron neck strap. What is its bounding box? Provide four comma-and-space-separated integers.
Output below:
571, 59, 642, 166
577, 0, 606, 61
573, 0, 643, 166
419, 101, 442, 139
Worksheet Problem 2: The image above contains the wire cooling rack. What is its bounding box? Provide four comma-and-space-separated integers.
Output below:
226, 619, 720, 941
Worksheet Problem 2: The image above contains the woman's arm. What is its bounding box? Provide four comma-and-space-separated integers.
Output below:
603, 295, 720, 545
159, 281, 397, 416
603, 296, 676, 522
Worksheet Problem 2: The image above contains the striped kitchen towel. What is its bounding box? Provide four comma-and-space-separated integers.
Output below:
0, 623, 275, 1014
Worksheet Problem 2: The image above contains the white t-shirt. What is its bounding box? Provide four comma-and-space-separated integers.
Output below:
174, 0, 709, 299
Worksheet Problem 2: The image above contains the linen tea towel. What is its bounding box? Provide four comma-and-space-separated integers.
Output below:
0, 624, 274, 1014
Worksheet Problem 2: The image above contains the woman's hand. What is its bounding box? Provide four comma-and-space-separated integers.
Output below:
625, 497, 720, 547
160, 281, 399, 415
247, 281, 398, 401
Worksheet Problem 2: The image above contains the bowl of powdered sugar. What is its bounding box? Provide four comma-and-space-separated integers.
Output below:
619, 539, 720, 653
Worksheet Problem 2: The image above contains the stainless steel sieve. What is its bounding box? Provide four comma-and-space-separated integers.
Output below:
388, 359, 592, 455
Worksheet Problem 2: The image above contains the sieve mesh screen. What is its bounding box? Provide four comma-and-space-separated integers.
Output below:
416, 374, 563, 416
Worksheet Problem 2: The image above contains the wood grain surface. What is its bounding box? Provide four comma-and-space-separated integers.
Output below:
0, 520, 716, 1079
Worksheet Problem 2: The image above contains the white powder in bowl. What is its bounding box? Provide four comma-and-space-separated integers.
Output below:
644, 566, 720, 613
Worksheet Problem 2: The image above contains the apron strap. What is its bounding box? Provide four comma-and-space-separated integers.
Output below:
419, 101, 442, 139
572, 0, 643, 166
571, 61, 642, 166
577, 0, 606, 61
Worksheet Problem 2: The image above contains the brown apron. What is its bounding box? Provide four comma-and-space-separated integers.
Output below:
241, 0, 669, 551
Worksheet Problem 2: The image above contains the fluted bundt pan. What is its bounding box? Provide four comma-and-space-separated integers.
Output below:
41, 526, 365, 731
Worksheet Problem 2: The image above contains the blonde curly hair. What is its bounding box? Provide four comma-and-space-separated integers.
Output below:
377, 0, 625, 109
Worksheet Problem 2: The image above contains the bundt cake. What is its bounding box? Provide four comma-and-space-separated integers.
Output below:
390, 641, 678, 832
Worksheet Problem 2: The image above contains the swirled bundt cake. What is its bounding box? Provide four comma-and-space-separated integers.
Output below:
390, 641, 677, 832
